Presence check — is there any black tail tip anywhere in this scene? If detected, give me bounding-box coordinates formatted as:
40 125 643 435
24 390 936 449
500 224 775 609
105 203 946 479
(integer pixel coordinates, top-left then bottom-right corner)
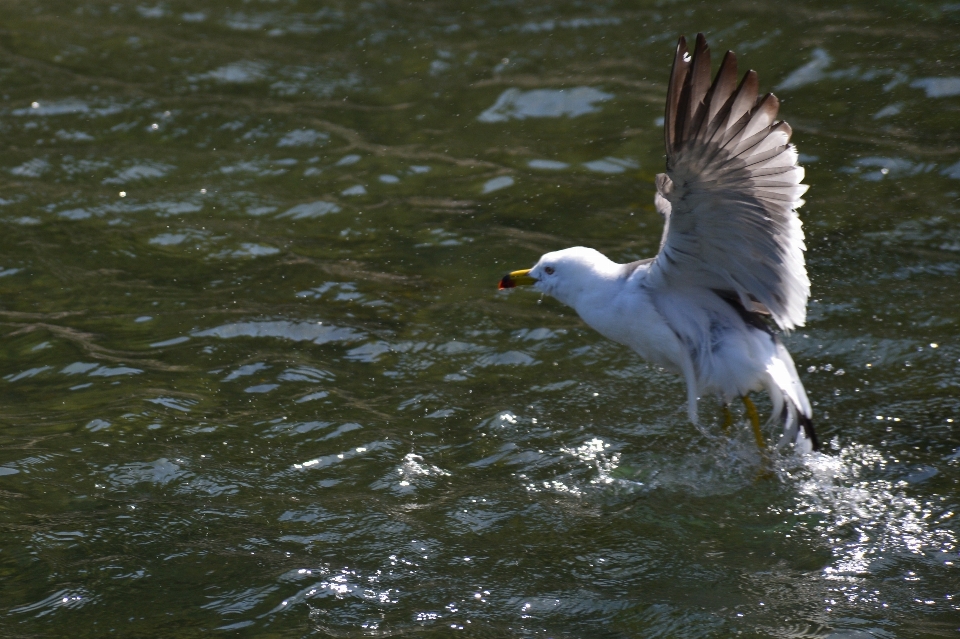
799 414 820 452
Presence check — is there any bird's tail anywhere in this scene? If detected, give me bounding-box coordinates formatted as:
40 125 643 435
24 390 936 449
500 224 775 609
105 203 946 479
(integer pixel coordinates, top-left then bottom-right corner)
762 337 820 452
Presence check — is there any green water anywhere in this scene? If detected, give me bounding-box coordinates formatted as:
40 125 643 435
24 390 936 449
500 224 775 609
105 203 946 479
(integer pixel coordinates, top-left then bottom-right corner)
0 1 958 637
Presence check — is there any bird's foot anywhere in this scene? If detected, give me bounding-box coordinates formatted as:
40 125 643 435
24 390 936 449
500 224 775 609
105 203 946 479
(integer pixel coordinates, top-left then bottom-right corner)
742 396 765 449
754 464 776 481
721 404 734 434
740 395 775 480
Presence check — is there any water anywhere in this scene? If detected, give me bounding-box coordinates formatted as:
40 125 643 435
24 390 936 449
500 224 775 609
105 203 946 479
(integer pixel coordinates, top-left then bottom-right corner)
0 2 958 637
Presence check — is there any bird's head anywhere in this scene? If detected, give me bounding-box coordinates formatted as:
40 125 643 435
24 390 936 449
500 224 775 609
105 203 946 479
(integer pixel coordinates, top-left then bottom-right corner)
498 246 617 308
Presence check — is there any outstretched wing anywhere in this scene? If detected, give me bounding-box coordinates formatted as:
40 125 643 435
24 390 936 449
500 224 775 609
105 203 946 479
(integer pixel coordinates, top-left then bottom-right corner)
650 33 810 331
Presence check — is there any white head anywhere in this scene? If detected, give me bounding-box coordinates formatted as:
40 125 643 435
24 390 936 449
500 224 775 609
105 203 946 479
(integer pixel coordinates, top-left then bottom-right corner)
500 246 620 309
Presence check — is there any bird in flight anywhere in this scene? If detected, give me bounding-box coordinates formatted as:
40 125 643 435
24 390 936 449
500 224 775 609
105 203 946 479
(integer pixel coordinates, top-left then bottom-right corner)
499 33 819 452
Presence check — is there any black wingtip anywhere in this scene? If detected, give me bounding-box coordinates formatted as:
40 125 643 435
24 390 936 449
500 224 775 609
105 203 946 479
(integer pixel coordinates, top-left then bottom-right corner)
666 36 692 154
799 413 820 452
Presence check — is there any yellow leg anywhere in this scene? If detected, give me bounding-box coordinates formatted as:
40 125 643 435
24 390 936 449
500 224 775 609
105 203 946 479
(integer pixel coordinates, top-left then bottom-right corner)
721 404 734 434
742 395 765 449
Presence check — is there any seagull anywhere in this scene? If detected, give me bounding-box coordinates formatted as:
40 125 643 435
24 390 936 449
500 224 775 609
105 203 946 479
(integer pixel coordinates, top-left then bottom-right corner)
498 33 819 453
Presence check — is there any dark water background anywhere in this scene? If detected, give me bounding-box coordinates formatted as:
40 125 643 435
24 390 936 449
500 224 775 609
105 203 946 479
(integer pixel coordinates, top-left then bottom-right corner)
0 1 958 637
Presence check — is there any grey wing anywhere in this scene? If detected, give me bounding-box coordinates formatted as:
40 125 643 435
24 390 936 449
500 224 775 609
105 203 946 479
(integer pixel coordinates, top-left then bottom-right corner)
650 33 810 331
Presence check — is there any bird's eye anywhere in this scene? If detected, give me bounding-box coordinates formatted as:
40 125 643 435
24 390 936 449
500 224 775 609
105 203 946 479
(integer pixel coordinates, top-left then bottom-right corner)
544 266 555 275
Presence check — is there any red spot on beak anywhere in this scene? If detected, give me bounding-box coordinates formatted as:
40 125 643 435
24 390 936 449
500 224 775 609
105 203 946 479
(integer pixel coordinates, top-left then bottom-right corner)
498 275 515 290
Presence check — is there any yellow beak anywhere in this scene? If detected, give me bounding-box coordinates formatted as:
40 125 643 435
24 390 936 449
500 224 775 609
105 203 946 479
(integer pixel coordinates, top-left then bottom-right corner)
498 268 537 290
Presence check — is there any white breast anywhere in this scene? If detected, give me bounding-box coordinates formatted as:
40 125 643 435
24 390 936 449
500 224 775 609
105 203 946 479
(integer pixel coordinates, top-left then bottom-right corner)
573 276 686 374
